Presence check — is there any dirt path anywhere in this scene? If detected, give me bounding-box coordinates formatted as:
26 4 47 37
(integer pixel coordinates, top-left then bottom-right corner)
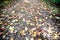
2 0 58 40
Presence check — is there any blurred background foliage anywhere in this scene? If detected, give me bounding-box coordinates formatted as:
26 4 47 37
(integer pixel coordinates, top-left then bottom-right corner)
43 0 60 3
0 0 13 8
43 0 60 7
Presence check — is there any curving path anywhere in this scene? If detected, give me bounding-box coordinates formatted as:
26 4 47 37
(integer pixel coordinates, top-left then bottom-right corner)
2 0 58 40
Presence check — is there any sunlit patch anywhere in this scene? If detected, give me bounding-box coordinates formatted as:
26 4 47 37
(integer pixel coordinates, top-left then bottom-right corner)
24 0 29 3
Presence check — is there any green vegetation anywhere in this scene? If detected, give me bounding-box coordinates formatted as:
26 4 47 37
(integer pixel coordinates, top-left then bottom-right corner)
0 0 13 7
43 0 60 7
43 0 60 3
43 0 60 14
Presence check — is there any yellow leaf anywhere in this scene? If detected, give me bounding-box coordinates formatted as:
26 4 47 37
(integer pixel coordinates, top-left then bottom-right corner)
0 22 2 24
